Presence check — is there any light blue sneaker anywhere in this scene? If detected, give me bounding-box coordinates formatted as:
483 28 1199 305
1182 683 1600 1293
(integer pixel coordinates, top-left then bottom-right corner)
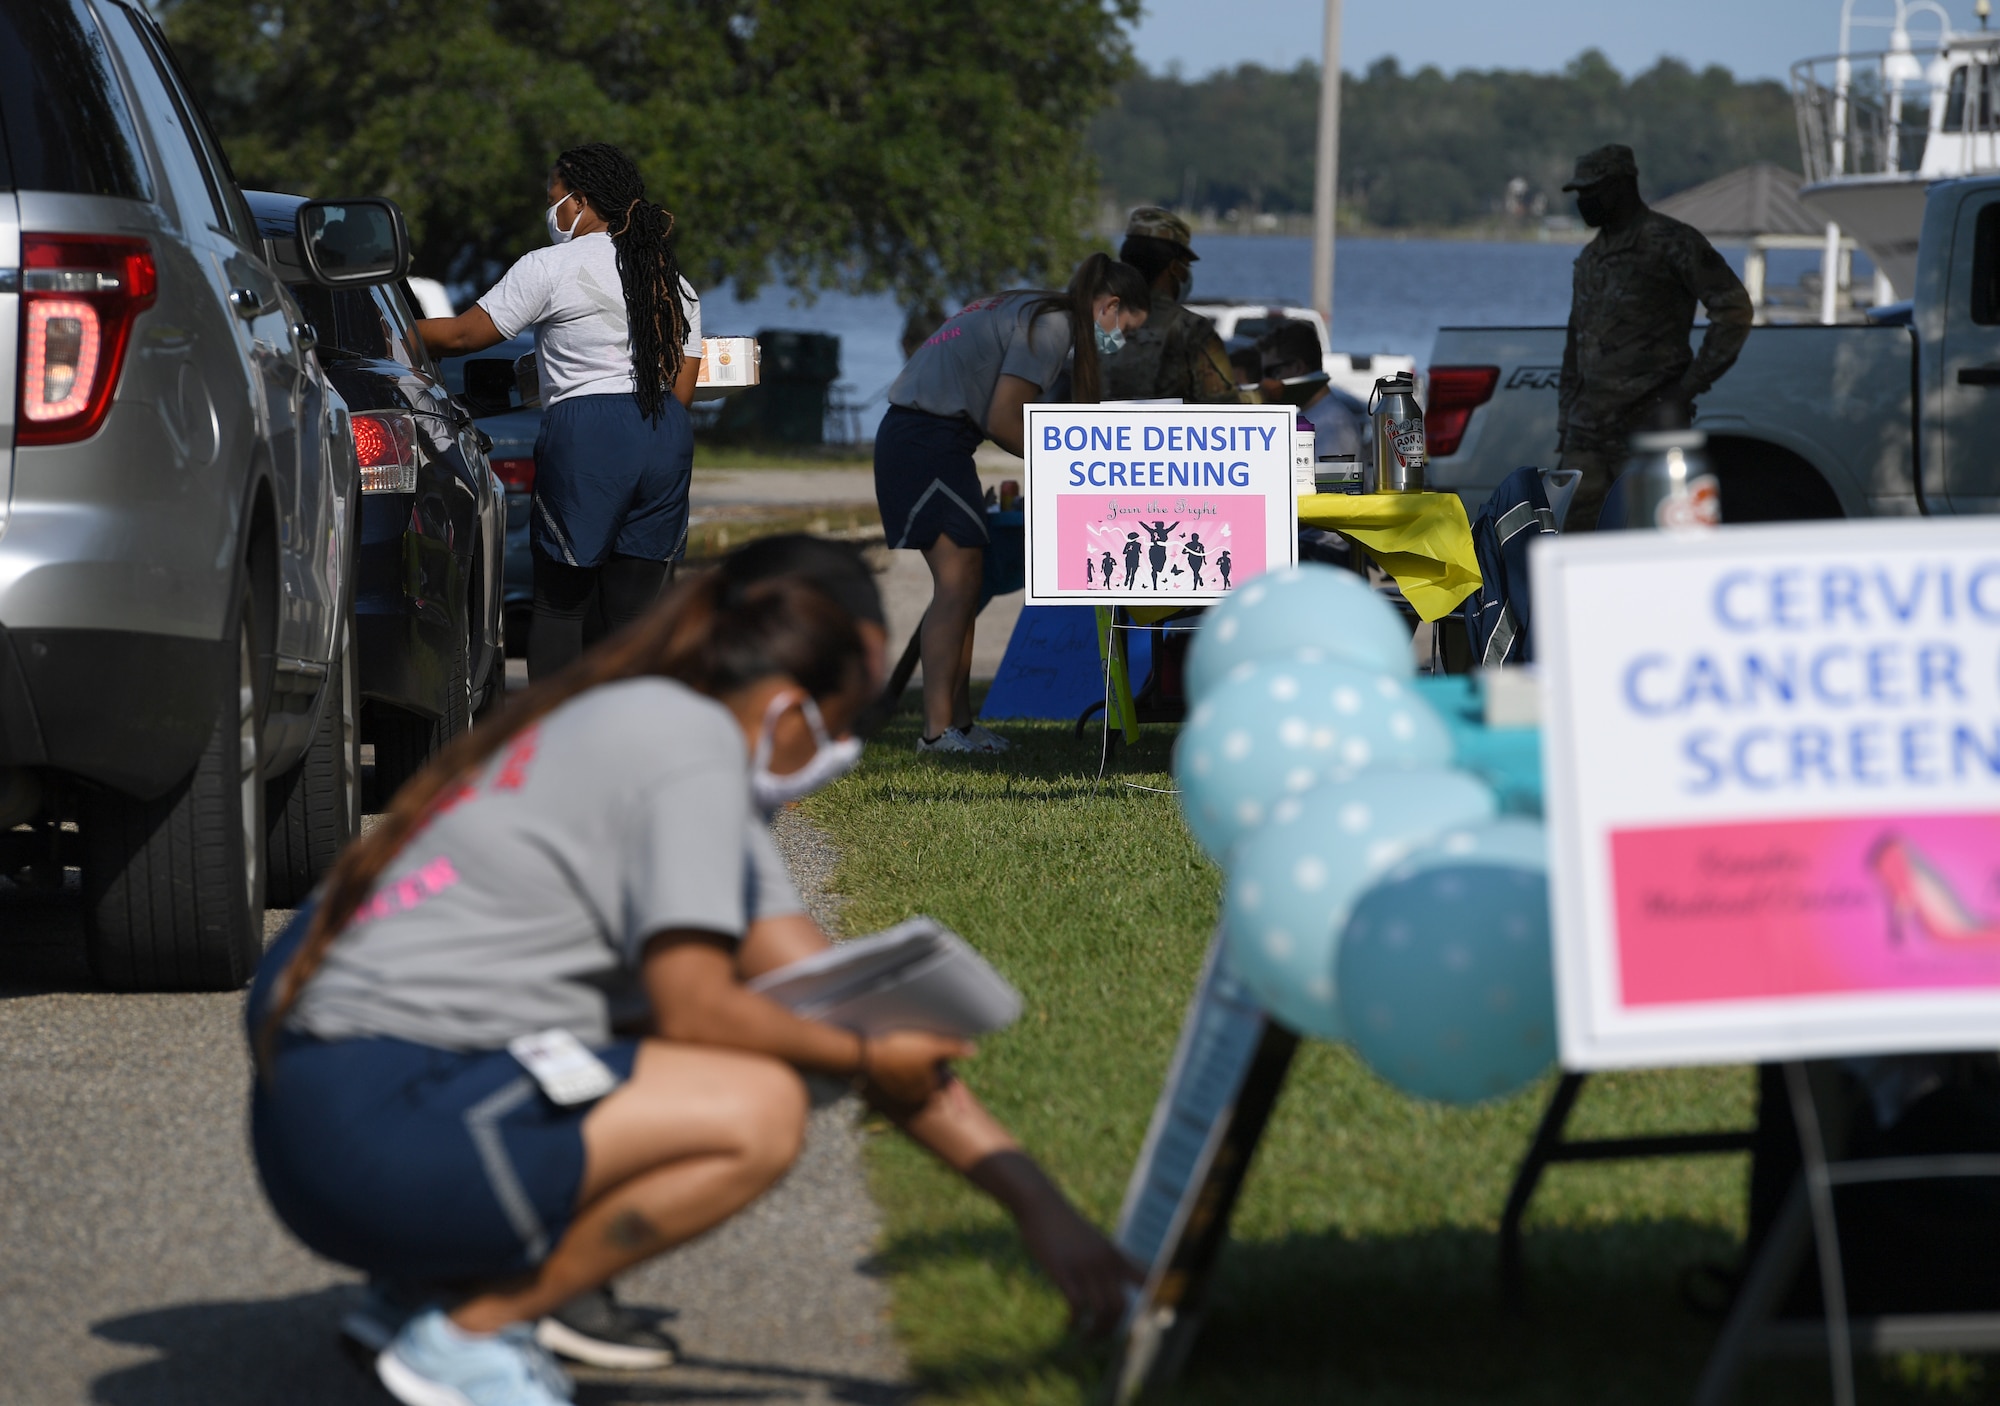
377 1308 573 1406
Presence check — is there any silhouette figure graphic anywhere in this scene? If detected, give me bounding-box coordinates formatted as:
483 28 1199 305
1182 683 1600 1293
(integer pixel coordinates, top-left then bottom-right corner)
1085 556 1094 587
1142 520 1178 590
1870 835 2000 944
1183 533 1207 589
1122 532 1142 589
1217 549 1233 588
1100 549 1116 590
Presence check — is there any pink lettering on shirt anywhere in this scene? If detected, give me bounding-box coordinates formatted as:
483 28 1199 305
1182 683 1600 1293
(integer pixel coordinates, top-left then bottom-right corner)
493 728 541 791
354 856 460 925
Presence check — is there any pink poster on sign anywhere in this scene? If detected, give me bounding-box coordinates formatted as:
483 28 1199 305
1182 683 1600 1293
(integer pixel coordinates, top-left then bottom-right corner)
1055 494 1266 596
1611 813 2000 1007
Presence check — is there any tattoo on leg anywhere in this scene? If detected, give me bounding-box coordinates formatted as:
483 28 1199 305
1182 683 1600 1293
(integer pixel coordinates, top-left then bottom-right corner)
604 1209 660 1252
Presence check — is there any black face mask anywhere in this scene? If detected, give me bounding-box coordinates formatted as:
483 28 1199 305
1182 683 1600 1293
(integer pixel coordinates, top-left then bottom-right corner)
1575 187 1609 228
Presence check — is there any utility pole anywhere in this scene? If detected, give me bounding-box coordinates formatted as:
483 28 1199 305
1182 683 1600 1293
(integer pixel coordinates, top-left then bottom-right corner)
1311 0 1343 328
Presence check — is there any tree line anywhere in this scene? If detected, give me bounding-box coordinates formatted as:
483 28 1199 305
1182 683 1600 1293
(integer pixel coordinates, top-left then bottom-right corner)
158 0 1138 307
1090 51 1802 230
153 4 1804 308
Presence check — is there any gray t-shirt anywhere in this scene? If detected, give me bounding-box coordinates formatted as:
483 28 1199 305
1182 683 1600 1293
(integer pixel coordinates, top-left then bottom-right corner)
293 678 796 1050
887 293 1072 431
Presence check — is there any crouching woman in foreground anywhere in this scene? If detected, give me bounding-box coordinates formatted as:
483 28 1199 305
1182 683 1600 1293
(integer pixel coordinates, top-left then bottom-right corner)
247 569 970 1406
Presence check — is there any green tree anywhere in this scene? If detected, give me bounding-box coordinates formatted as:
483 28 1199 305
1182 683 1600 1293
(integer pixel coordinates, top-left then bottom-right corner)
158 0 1140 306
1090 51 1800 230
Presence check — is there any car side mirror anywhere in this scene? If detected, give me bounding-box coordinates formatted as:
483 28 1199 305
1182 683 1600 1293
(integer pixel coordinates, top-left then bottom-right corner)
461 359 517 417
295 197 411 288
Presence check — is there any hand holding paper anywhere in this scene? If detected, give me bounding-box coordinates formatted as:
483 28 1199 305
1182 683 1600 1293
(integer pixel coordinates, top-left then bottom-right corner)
748 916 1022 1039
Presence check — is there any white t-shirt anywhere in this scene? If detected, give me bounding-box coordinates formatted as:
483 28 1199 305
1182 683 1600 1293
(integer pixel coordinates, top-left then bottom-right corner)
478 231 702 407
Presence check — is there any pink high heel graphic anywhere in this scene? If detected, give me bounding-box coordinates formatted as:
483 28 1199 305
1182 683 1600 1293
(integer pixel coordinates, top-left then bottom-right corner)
1869 835 2000 945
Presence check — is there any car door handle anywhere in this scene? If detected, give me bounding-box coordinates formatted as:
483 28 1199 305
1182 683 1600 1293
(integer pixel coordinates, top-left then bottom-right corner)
228 286 268 318
1957 365 2000 385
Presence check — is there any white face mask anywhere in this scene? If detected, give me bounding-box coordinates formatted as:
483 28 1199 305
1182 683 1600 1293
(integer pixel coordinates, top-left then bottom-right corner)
545 194 584 245
1094 317 1126 356
750 692 862 815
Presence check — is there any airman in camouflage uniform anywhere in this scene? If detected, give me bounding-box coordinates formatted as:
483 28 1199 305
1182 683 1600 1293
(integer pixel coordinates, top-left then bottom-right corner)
1102 206 1243 404
1558 145 1753 531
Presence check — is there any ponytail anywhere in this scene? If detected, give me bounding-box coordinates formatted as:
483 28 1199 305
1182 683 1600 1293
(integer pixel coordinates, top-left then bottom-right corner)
1027 253 1151 404
257 565 864 1067
552 142 691 422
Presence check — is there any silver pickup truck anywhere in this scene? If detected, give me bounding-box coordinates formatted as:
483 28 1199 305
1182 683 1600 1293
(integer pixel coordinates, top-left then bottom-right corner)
1425 174 2000 523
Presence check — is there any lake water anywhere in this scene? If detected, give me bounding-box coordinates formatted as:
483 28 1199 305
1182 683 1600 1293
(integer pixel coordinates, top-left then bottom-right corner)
702 235 1836 438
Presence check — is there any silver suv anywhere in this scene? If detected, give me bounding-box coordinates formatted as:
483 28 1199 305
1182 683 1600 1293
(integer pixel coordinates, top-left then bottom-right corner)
0 0 411 989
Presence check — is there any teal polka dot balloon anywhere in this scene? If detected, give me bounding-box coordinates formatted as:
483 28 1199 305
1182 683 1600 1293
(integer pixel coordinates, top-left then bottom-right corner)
1185 563 1413 704
1221 769 1498 1040
1336 818 1557 1105
1174 660 1455 862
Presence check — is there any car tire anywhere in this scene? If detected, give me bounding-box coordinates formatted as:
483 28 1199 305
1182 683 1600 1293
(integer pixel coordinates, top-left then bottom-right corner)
265 602 360 908
368 605 472 809
82 582 266 991
504 603 531 659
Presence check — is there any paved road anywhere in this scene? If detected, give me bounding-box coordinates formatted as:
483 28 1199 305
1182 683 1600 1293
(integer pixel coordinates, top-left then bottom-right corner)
693 467 1026 684
0 810 910 1406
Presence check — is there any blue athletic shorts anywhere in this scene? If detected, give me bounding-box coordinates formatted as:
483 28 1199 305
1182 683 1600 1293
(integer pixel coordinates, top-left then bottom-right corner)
247 908 637 1282
532 391 693 568
873 404 990 551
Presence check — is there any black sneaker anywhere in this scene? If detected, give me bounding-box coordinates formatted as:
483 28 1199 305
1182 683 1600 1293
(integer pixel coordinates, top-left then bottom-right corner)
535 1286 679 1370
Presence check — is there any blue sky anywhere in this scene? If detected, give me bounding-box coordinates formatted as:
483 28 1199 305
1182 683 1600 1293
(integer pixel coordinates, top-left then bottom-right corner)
1128 0 1990 81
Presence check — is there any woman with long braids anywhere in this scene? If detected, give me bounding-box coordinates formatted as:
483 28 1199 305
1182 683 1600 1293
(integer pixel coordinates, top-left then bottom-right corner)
876 254 1149 753
419 143 702 680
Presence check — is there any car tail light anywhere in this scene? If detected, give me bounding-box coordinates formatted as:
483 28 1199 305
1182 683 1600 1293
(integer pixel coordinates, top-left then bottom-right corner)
18 234 157 446
490 456 535 493
352 411 418 493
1424 365 1501 458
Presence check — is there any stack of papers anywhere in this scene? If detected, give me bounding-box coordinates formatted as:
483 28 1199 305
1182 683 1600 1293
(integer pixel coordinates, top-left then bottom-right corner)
749 917 1021 1038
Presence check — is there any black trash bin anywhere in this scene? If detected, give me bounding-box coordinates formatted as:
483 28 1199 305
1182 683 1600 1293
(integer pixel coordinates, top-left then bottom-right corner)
709 329 839 446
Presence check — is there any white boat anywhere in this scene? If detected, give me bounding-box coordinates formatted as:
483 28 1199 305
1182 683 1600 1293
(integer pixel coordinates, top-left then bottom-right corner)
1792 5 2000 298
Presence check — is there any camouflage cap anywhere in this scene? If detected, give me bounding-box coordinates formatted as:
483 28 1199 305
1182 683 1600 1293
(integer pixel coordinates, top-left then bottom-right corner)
1562 144 1639 191
1124 205 1199 260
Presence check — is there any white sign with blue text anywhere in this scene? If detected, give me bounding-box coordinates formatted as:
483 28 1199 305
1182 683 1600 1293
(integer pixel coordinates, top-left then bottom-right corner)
1023 404 1297 607
1535 518 2000 1070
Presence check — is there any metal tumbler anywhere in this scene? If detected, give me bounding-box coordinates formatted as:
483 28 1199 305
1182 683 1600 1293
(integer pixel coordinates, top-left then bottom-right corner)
1365 372 1427 494
1623 428 1721 531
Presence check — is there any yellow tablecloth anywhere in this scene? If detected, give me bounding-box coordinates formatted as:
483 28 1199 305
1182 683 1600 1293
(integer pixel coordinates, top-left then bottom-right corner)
1297 491 1482 621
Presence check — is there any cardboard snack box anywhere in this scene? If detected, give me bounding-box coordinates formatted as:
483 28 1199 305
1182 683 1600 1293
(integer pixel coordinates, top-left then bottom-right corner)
697 336 760 393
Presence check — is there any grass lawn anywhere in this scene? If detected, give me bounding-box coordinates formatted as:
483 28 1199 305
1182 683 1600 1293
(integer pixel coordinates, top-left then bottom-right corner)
802 710 1990 1405
691 442 875 470
683 504 880 562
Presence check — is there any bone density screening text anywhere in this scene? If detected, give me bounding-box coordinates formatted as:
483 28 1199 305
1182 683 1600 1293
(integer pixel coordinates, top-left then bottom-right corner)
1043 421 1272 490
1615 564 2000 796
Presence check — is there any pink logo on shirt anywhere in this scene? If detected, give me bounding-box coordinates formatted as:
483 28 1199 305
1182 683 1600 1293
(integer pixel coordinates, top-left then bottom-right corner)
493 728 541 791
354 856 460 925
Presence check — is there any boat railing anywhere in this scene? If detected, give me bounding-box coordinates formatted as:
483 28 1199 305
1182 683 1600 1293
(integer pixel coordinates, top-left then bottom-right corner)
1793 41 2000 183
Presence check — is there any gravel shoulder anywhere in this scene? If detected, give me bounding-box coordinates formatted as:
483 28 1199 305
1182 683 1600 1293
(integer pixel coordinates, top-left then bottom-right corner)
0 811 909 1405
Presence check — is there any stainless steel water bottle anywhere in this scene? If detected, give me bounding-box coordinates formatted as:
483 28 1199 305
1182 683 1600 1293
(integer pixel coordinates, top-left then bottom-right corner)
1624 428 1721 530
1366 372 1426 494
